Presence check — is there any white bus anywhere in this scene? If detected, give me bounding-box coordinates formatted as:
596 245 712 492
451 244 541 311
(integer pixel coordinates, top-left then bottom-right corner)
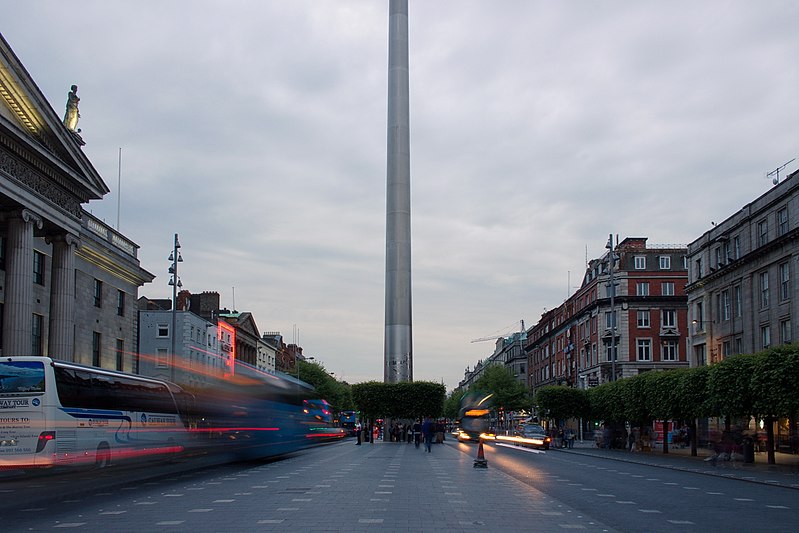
0 356 192 470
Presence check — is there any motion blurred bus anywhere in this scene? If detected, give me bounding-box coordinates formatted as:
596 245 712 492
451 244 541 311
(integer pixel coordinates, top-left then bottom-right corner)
456 392 494 442
339 410 358 436
0 357 191 470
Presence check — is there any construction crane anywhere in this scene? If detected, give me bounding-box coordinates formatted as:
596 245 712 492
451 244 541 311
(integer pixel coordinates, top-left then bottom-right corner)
471 320 525 343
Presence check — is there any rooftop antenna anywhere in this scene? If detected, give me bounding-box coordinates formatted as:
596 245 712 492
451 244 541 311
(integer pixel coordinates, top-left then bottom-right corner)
767 158 796 185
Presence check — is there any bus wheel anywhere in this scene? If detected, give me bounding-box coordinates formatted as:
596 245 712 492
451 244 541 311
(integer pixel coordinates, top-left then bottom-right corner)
95 444 111 469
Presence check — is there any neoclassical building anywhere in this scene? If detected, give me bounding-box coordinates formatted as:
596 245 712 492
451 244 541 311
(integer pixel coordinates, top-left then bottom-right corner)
686 168 799 365
0 33 153 370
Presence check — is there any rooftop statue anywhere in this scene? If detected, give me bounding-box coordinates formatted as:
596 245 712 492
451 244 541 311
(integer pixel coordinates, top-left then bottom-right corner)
63 84 80 132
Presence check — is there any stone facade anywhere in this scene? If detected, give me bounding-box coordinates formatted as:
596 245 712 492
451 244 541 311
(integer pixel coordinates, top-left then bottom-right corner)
686 169 799 365
0 32 152 368
138 309 223 389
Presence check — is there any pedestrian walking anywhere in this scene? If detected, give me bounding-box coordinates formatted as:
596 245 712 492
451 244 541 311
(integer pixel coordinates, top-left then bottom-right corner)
413 418 422 449
422 416 434 453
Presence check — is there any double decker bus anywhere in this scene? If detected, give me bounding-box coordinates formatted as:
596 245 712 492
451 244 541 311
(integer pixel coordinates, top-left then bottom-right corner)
0 357 191 470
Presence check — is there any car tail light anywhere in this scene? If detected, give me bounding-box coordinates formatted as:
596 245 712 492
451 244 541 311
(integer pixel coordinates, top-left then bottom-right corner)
36 432 56 453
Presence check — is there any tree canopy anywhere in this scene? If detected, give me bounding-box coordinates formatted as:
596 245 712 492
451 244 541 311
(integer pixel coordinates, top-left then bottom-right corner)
472 364 530 412
351 381 446 420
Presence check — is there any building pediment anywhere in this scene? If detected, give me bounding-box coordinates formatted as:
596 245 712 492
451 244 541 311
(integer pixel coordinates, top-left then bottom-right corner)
0 33 109 208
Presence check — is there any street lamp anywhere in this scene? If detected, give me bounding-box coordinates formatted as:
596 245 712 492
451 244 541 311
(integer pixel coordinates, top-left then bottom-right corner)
606 234 617 382
297 355 315 380
168 233 183 382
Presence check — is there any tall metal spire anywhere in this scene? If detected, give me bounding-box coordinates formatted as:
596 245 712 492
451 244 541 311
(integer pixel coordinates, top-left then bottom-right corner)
384 0 412 383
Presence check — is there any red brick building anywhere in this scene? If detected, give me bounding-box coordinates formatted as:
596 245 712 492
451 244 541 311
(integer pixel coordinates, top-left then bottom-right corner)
527 237 689 398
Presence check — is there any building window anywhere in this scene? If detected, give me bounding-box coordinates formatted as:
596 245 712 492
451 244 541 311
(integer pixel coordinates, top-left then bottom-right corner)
33 251 45 285
662 282 675 296
734 285 742 318
31 314 43 356
634 256 646 270
637 310 650 328
695 302 704 331
780 319 792 344
157 324 169 337
117 290 125 317
0 236 5 270
637 339 652 361
662 340 678 361
662 309 676 328
777 207 789 237
659 256 671 270
780 262 790 301
605 310 617 329
694 344 706 366
733 236 741 259
722 341 731 358
695 258 703 280
761 325 771 349
92 331 101 366
715 247 723 268
760 271 770 308
116 339 124 371
721 290 730 321
156 348 169 368
636 282 650 296
93 279 103 308
605 344 617 363
757 218 769 247
734 337 743 355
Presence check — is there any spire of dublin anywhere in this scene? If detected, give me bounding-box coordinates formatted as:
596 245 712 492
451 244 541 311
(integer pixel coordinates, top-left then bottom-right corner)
384 0 412 383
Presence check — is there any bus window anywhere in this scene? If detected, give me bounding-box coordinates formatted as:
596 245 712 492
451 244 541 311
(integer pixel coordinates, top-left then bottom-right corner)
0 360 45 393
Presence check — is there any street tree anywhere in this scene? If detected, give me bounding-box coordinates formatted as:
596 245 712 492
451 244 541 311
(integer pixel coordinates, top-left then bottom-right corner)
472 364 530 413
535 385 590 425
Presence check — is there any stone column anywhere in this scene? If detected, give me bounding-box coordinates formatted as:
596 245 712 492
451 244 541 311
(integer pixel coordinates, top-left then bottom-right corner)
3 209 43 356
48 233 80 361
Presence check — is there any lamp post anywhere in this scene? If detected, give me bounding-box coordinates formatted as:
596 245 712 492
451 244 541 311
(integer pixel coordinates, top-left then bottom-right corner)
606 234 617 382
168 233 183 382
297 355 315 381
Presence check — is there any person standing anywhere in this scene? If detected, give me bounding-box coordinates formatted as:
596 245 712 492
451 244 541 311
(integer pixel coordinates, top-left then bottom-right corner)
422 416 434 453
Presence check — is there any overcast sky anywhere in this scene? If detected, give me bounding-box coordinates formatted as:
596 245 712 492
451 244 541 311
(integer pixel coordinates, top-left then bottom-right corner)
5 1 798 390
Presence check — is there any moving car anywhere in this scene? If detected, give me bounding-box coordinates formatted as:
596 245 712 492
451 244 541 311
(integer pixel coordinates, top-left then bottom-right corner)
518 424 551 450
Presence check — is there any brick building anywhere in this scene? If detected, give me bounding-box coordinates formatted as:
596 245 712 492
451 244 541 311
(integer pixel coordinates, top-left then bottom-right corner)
527 237 690 398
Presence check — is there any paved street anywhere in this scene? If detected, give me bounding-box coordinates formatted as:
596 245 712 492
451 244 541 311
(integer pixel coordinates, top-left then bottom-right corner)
2 440 615 532
3 437 799 532
485 438 799 532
